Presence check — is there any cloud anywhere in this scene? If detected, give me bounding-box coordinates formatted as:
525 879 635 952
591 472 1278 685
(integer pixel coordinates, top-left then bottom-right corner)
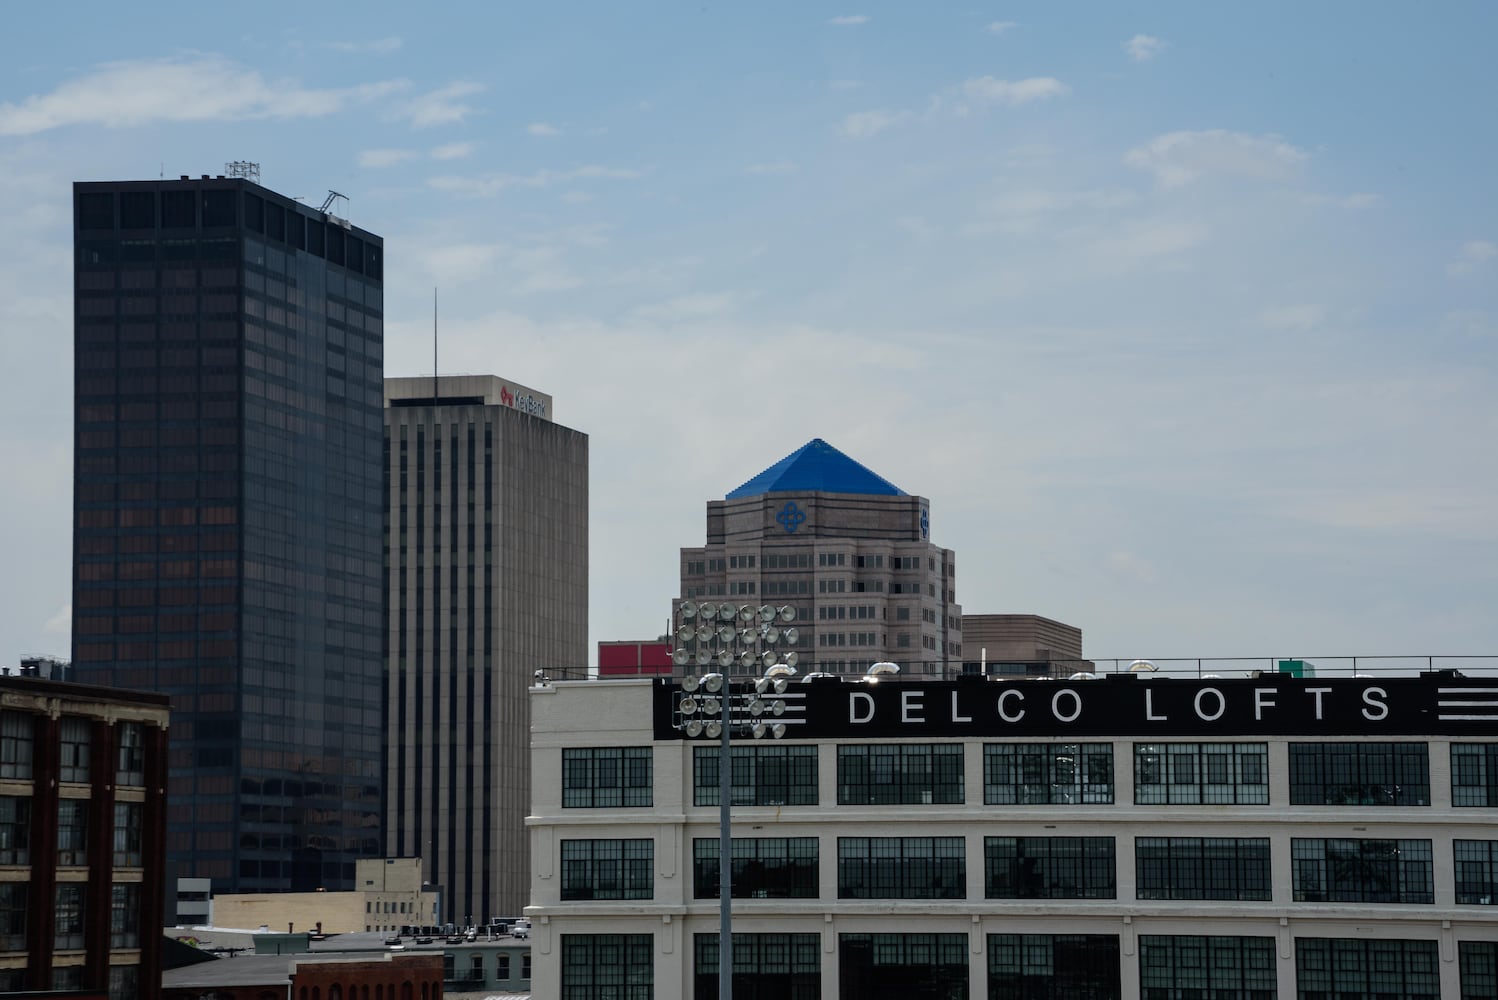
329 37 403 55
0 56 406 135
357 148 417 168
1449 240 1498 276
527 122 562 137
745 160 798 176
984 21 1017 35
829 15 868 25
1125 129 1308 188
43 603 70 635
428 165 642 198
391 81 484 128
430 142 474 161
961 76 1069 107
630 292 738 323
1125 34 1167 62
830 79 862 91
1259 304 1326 330
841 109 912 138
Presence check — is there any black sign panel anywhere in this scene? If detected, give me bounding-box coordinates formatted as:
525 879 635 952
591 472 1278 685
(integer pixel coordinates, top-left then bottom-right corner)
652 676 1498 740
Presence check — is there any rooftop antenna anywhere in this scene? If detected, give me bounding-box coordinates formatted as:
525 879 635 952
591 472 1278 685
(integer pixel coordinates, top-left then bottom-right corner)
433 287 439 405
224 161 261 184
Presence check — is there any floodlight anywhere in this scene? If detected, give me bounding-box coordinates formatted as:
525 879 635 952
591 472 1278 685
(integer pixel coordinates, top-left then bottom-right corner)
699 602 718 620
761 650 779 667
703 673 724 693
738 650 756 668
685 720 704 737
672 648 690 666
681 601 697 620
679 696 698 716
770 723 786 738
783 652 799 668
778 606 796 623
783 627 799 645
716 650 734 668
677 625 695 643
681 675 700 693
705 721 722 739
758 605 775 623
695 650 712 667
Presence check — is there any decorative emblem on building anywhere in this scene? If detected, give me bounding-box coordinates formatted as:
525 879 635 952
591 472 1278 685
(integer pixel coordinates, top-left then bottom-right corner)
776 501 807 534
920 506 930 539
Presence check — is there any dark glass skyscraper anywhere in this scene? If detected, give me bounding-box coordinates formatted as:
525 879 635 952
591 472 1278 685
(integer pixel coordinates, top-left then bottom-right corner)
71 176 386 892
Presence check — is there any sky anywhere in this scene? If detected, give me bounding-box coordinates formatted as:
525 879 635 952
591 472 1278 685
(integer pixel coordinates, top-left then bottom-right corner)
2 1 1496 670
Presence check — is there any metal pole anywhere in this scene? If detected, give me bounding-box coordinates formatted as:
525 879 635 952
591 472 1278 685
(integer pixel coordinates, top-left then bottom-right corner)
719 685 733 1000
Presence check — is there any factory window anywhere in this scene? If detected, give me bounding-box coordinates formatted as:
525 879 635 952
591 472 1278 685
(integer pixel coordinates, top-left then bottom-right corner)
985 837 1116 899
1134 743 1269 805
0 798 29 865
1454 841 1498 905
693 837 818 899
561 934 652 999
58 799 89 866
113 801 144 867
1288 742 1429 806
1461 942 1498 1000
1295 938 1438 1000
1291 838 1433 904
1139 935 1275 1000
110 883 141 948
1452 744 1498 807
838 744 964 805
694 933 820 1000
984 743 1114 805
117 722 146 786
840 934 967 998
837 837 965 899
562 747 652 808
1136 838 1272 901
989 934 1121 1000
59 717 92 783
55 883 86 950
0 883 25 951
559 839 653 900
694 744 817 807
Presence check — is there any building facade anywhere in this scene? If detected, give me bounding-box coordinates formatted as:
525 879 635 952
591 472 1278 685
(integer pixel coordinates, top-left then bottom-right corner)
384 375 588 924
0 675 169 996
209 858 439 935
528 672 1498 999
961 614 1087 677
677 439 960 676
70 176 387 893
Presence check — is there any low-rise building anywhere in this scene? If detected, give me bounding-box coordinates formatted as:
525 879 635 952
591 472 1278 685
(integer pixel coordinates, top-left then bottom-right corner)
207 858 439 934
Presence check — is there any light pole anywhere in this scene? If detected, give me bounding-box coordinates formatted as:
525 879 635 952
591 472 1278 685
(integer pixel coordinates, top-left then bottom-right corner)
670 601 798 1000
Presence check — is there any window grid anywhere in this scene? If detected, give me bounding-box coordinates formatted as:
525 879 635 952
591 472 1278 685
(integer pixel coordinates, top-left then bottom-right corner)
1461 941 1498 1000
116 722 145 787
58 799 89 866
837 744 965 805
59 717 92 784
1134 742 1269 805
1452 744 1498 808
693 837 819 899
0 712 34 780
55 883 85 950
1454 840 1498 905
694 744 817 807
1288 743 1430 806
984 836 1116 900
562 747 653 808
560 839 654 901
110 883 140 948
984 743 1114 804
0 883 24 952
838 836 966 899
561 934 653 1000
1139 935 1276 1000
1291 838 1433 904
1294 938 1439 1000
839 934 968 1000
988 934 1122 1000
113 801 143 867
0 797 29 865
1135 838 1272 901
693 932 821 1000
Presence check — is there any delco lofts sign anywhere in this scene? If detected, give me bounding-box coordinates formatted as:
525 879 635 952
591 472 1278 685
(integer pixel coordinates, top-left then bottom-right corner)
652 676 1498 740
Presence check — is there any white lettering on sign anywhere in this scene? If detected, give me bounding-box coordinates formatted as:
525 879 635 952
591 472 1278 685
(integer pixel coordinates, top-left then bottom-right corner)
1307 688 1332 720
1362 687 1389 721
951 691 972 723
1254 688 1277 721
1194 688 1226 722
901 690 925 723
997 689 1025 722
515 393 547 417
849 691 875 724
1145 689 1167 721
1052 689 1082 723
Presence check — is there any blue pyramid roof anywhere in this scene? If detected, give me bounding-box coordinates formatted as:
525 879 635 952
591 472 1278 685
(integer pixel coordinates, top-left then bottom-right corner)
726 439 906 499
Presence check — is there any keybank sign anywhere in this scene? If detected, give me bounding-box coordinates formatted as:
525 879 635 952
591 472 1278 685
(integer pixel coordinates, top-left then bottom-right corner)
653 676 1498 740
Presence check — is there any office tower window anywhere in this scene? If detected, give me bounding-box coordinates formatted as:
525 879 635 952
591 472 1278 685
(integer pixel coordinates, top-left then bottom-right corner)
984 837 1116 899
560 839 653 900
562 747 652 808
58 799 88 866
1134 743 1269 805
1461 941 1498 1000
1452 744 1498 807
1288 743 1429 806
694 933 820 1000
693 837 819 899
116 722 145 786
838 744 964 805
110 884 141 948
984 743 1114 804
1135 838 1272 901
0 797 29 864
989 934 1121 1000
1 712 34 780
561 934 652 999
114 801 144 867
55 883 86 950
1294 938 1438 1000
837 837 965 899
1454 841 1498 904
839 934 968 999
1139 935 1276 1000
694 744 817 807
0 883 24 951
1291 838 1433 903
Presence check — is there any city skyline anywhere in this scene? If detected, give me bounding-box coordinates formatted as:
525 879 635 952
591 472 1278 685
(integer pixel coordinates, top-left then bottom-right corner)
3 2 1497 666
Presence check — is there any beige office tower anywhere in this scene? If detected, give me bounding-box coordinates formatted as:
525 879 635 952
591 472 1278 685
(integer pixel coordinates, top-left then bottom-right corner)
678 439 960 675
384 375 588 924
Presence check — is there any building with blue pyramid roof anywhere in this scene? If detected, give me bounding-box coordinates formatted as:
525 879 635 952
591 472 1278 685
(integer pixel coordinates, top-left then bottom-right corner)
677 439 961 675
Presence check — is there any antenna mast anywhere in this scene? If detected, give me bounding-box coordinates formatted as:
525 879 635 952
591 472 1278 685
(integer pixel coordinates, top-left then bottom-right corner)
433 288 439 405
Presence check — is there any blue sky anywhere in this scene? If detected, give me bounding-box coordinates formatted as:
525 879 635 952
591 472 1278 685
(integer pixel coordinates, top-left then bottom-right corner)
2 2 1496 667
